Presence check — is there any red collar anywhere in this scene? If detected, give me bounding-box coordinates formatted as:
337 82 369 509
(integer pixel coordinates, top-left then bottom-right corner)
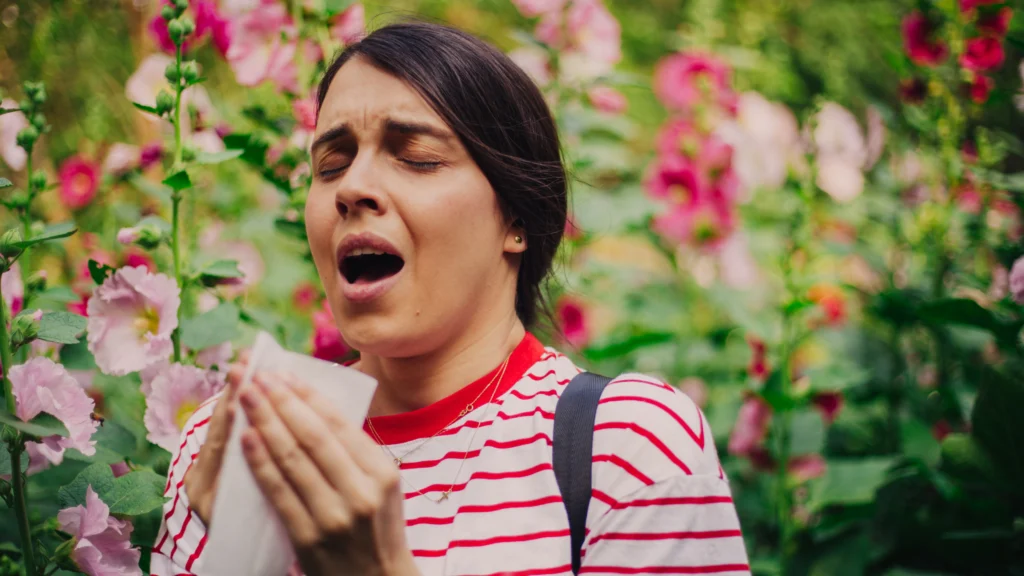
362 333 545 445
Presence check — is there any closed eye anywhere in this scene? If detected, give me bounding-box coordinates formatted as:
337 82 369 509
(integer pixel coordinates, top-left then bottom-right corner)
400 159 443 171
318 165 349 179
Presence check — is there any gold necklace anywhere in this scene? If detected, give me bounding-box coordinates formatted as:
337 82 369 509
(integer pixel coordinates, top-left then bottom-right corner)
366 355 510 466
367 356 510 503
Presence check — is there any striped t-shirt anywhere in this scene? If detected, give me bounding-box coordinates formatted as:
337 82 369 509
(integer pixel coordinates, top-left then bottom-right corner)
151 333 751 575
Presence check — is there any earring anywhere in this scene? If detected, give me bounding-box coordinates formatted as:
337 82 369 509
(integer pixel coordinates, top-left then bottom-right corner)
515 235 523 244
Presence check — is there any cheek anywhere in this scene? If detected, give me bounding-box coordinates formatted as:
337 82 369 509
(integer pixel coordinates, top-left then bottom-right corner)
305 187 337 271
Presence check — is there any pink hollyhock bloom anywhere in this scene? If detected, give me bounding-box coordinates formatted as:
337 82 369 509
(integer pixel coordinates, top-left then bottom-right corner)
728 396 771 456
10 357 99 465
902 11 948 67
564 215 583 241
330 3 365 45
144 363 225 451
148 7 187 54
312 300 349 361
226 1 299 92
57 486 142 576
1009 256 1024 304
195 342 233 370
139 143 163 170
645 155 706 204
717 232 758 288
789 454 827 483
978 7 1013 37
813 103 867 168
961 36 1005 71
292 281 319 310
652 194 735 248
110 462 131 478
677 377 708 409
86 266 180 376
816 157 865 203
218 241 265 296
102 143 140 176
536 0 621 79
587 86 627 114
116 227 140 245
126 55 214 137
122 249 156 273
957 184 982 214
512 0 565 17
556 296 589 348
960 0 1001 13
865 107 886 169
0 98 28 170
194 0 232 56
2 261 24 317
716 92 801 194
969 73 994 103
292 97 318 132
653 52 735 112
509 47 553 87
59 156 100 210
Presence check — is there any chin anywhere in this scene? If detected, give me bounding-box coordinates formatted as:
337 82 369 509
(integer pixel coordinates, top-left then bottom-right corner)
335 303 434 360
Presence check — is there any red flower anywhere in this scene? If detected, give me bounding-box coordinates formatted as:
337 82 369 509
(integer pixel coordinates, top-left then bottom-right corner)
556 296 590 348
960 36 1005 71
311 300 349 362
811 391 844 424
564 215 583 241
902 11 949 67
728 396 772 456
139 143 163 170
645 155 706 204
900 77 928 104
932 419 952 441
748 337 769 380
807 284 847 326
978 7 1013 36
122 249 155 273
968 74 995 103
58 156 100 210
960 0 1002 14
291 281 319 310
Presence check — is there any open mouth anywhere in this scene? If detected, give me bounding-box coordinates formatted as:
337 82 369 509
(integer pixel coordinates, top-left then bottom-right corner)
340 250 405 285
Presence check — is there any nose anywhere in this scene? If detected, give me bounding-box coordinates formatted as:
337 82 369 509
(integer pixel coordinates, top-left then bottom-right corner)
334 153 389 218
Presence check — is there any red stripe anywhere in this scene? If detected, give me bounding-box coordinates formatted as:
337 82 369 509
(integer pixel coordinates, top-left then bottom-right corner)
527 369 558 381
608 378 674 392
404 463 552 499
155 454 199 553
510 388 560 401
465 564 573 576
402 432 552 470
580 565 750 574
164 416 212 492
613 495 734 510
406 495 564 527
589 529 743 546
599 395 705 449
592 454 654 486
167 510 193 562
412 529 570 557
594 422 692 475
185 532 207 571
591 489 617 507
432 405 555 440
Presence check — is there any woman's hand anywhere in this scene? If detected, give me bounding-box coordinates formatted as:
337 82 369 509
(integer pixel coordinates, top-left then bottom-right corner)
182 353 247 525
238 371 419 576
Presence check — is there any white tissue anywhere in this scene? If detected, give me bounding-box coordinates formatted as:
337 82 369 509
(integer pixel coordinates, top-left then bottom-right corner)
201 331 377 576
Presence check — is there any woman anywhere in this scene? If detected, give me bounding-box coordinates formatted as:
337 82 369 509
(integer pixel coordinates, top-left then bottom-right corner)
151 21 750 576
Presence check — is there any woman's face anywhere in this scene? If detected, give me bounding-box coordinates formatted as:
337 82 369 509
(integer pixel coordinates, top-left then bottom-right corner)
306 57 523 358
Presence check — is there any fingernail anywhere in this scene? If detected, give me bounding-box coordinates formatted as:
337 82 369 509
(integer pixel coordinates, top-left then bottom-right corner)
241 429 259 452
240 388 257 409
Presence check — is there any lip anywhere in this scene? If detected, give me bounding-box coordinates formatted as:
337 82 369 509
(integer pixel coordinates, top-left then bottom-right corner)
335 232 405 304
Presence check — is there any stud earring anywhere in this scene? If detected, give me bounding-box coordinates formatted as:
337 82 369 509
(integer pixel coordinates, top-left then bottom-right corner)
515 235 523 244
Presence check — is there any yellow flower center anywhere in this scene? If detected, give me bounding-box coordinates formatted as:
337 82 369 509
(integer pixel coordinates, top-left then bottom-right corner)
133 306 160 338
668 184 693 204
176 400 200 431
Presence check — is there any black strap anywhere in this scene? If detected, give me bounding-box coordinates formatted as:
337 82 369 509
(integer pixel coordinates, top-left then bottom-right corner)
553 371 612 575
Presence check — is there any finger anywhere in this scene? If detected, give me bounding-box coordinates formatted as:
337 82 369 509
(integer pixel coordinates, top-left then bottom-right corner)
241 376 354 527
262 374 383 513
240 428 320 548
193 374 242 481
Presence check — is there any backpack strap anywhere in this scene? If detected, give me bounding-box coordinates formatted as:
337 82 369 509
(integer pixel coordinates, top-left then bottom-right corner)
553 371 612 575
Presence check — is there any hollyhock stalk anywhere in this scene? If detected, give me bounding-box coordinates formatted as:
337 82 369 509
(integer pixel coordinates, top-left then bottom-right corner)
170 43 186 363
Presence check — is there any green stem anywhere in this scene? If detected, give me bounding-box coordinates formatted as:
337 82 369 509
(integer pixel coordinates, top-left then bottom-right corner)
20 153 33 279
775 314 794 567
171 43 184 364
9 444 36 576
1 274 15 414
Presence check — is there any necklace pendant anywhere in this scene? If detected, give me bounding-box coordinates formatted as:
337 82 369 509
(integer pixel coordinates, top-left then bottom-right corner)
393 457 402 466
439 490 450 502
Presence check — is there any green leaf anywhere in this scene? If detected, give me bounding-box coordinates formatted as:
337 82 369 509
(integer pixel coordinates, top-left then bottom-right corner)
582 331 675 361
0 177 11 189
789 409 825 457
0 411 69 439
132 102 159 115
806 458 895 512
58 462 115 509
0 449 28 476
901 417 940 466
194 149 243 165
180 302 241 351
274 217 307 240
917 298 1020 343
105 469 168 515
196 259 244 281
37 311 88 345
12 221 77 250
59 340 97 370
970 367 1024 492
88 259 116 285
162 170 192 192
31 286 81 305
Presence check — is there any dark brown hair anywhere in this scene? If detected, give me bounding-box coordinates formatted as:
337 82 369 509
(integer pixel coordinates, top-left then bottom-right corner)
316 21 567 328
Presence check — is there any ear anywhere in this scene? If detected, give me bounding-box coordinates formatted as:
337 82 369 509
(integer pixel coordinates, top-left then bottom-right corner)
504 220 527 254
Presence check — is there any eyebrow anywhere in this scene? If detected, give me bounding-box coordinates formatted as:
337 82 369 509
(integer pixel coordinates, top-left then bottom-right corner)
310 117 453 155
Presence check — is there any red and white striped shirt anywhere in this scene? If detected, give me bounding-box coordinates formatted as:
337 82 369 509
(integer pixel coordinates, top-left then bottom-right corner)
151 333 751 575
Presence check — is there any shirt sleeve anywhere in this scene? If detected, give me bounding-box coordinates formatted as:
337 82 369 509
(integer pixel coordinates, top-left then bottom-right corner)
149 395 220 576
579 374 751 575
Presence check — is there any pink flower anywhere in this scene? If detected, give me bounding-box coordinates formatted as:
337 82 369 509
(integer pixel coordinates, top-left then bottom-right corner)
960 36 1005 71
652 195 735 248
102 143 140 176
811 391 844 424
748 337 769 379
556 296 589 348
140 143 164 170
311 300 349 361
144 363 225 451
2 261 24 317
194 0 233 56
57 486 142 576
225 1 299 92
292 281 319 310
195 342 233 370
536 0 621 80
0 98 28 170
902 11 948 67
59 156 100 210
116 228 140 245
960 0 1001 13
969 74 995 103
813 103 867 167
587 86 627 114
509 47 553 87
654 52 736 112
122 249 156 273
645 155 705 204
86 266 180 376
677 377 708 409
978 7 1013 37
110 462 131 478
512 0 565 17
1009 256 1024 304
330 3 365 45
816 157 865 203
292 97 318 132
728 396 771 456
10 357 99 465
789 454 827 483
148 6 186 54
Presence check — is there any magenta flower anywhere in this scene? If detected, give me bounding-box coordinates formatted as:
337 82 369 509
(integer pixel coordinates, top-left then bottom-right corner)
312 299 349 361
789 454 827 483
86 266 180 376
960 0 1001 13
59 156 100 210
2 261 24 317
587 86 627 114
57 486 142 576
225 1 299 92
535 0 621 79
330 3 365 45
10 357 98 465
292 97 318 132
960 36 1005 71
902 11 948 67
512 0 565 17
0 98 29 170
645 155 706 204
556 296 590 348
728 396 772 456
654 52 736 112
1009 256 1024 304
143 363 226 452
978 7 1013 37
149 0 230 56
139 143 164 170
651 193 735 248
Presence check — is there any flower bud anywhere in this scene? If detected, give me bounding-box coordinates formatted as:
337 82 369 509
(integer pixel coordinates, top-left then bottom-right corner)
181 61 200 84
23 81 46 105
29 170 46 192
15 125 39 150
180 16 195 36
0 229 23 259
161 5 176 21
26 270 47 292
30 113 45 131
175 0 190 11
181 145 197 162
117 227 140 245
167 20 185 43
155 90 175 116
164 63 181 84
